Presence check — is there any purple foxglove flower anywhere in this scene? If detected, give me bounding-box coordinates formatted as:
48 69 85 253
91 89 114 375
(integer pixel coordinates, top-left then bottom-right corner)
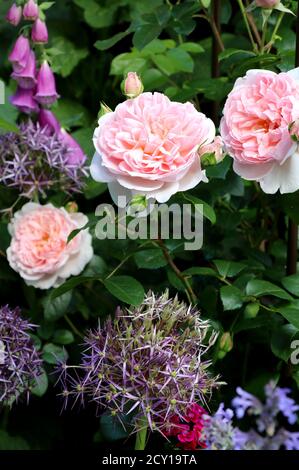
35 61 59 106
23 0 39 21
10 86 39 114
31 18 48 44
38 109 61 135
6 3 22 26
8 35 30 73
11 50 36 90
59 129 86 165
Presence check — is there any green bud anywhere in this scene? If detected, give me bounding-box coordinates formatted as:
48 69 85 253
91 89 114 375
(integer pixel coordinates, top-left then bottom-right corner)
244 302 260 319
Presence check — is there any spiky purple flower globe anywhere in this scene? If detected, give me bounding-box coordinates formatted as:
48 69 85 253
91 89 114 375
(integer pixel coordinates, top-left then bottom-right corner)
0 305 42 407
0 120 87 198
57 291 219 435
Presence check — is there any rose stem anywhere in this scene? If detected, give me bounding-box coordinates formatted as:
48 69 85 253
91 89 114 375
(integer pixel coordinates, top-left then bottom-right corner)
211 0 221 125
286 1 299 275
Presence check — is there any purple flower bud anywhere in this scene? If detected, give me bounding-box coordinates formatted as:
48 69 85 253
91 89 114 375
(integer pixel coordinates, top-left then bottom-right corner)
38 108 61 135
31 18 48 44
10 86 39 114
11 50 37 90
6 3 22 26
35 61 59 106
8 35 30 73
23 0 39 21
59 129 87 165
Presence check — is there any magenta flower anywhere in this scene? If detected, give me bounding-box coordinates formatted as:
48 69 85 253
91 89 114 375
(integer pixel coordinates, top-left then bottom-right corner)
31 18 48 43
10 86 39 114
35 61 59 106
11 50 36 90
8 35 30 73
23 0 39 21
59 129 86 165
38 108 61 135
6 3 22 26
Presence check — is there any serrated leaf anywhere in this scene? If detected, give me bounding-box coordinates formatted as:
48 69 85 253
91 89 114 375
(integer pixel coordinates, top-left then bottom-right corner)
103 276 144 306
281 274 299 297
220 285 245 311
183 194 216 224
271 324 299 362
246 279 293 301
43 291 72 321
213 260 246 278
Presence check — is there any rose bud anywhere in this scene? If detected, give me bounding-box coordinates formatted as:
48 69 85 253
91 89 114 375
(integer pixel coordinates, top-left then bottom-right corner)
256 0 279 7
123 72 144 98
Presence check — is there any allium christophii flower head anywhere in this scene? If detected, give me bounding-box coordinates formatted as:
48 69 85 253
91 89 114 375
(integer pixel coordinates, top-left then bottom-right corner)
57 291 219 435
0 305 42 407
0 120 87 198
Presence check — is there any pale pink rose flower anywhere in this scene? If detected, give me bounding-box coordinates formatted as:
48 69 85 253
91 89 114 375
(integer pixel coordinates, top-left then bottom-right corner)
220 68 299 194
90 92 215 206
7 203 93 289
199 136 224 163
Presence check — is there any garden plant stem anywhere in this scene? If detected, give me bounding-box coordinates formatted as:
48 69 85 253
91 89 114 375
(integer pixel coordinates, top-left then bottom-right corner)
286 0 299 275
211 0 221 125
134 422 148 450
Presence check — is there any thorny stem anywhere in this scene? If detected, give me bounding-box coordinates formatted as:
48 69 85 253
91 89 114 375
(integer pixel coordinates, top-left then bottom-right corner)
156 239 197 304
265 11 285 53
237 0 258 53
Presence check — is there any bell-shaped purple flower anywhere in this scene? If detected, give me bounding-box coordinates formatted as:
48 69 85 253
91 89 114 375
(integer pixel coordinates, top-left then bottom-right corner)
23 0 39 21
59 129 87 165
38 109 61 135
8 35 30 73
6 3 22 26
35 61 59 106
31 18 48 43
11 50 37 90
10 87 39 114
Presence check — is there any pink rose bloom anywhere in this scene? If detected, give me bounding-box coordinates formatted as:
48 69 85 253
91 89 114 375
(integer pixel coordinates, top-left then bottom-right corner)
91 92 215 206
7 203 93 289
221 68 299 194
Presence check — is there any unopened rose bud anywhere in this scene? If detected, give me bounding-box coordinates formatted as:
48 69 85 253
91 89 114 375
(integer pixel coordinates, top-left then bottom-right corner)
6 3 22 26
199 136 224 167
98 101 112 119
219 332 233 353
256 0 279 8
65 202 78 213
123 72 144 99
289 120 299 142
23 0 39 21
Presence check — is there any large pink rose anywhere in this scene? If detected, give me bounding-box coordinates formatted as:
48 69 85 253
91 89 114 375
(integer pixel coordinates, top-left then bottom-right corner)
221 68 299 194
91 92 215 206
7 203 93 289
